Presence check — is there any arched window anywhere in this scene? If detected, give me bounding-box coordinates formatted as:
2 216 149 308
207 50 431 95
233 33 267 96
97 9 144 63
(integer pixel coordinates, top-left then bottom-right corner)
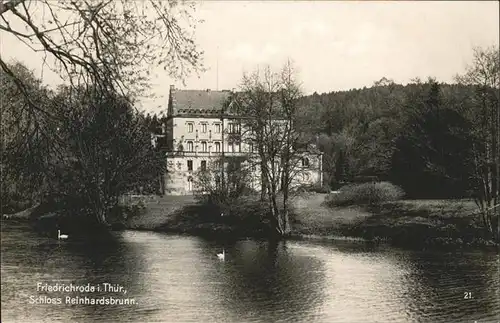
187 141 194 152
301 157 310 167
187 176 193 191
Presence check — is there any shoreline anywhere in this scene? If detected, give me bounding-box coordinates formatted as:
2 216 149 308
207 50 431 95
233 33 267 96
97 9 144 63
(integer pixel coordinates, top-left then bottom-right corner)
3 194 498 252
122 194 498 252
3 215 497 252
123 225 498 253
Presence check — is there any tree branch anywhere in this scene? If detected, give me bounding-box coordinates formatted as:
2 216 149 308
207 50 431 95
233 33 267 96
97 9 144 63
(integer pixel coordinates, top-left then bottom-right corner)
0 0 25 16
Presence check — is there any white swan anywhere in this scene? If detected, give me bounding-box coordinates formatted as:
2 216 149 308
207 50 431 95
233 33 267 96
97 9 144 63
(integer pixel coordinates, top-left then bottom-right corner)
216 212 225 260
58 229 68 240
217 249 225 261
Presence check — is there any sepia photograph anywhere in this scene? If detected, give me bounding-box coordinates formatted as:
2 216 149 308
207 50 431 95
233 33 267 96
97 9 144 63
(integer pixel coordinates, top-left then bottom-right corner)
1 0 499 322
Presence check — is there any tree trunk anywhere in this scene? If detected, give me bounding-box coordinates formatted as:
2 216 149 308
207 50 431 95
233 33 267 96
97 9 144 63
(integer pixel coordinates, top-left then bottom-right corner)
261 166 267 201
282 183 292 236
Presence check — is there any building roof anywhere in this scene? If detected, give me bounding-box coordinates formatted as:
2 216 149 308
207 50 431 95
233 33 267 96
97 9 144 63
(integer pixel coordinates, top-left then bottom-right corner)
169 88 232 116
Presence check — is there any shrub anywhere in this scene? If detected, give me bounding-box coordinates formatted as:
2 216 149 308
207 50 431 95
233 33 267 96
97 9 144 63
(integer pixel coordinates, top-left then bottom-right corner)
178 194 271 236
109 199 146 224
325 181 404 207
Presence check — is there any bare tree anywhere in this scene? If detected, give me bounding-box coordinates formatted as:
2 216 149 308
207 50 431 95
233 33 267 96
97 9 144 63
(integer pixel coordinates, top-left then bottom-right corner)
1 1 202 218
236 62 313 237
0 0 203 101
456 46 500 240
193 156 254 204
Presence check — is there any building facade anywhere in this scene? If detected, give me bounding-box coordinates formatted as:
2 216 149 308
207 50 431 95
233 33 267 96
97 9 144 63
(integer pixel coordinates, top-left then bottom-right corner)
162 85 322 195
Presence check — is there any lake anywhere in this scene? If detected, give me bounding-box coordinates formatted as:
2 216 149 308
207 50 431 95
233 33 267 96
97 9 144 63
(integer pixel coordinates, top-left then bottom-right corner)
1 223 499 322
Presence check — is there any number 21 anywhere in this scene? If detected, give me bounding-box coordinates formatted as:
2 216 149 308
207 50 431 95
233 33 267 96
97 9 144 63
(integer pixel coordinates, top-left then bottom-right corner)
463 292 472 299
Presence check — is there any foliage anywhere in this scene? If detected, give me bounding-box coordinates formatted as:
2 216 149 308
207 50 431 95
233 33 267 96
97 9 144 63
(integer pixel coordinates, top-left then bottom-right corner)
187 196 271 236
390 80 476 198
299 45 499 240
109 199 147 227
44 86 166 224
301 79 481 185
0 62 53 212
0 0 203 100
325 182 404 207
1 2 203 203
2 63 165 226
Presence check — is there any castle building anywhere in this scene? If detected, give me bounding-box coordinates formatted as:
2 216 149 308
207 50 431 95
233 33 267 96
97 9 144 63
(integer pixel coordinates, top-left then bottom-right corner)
161 85 322 195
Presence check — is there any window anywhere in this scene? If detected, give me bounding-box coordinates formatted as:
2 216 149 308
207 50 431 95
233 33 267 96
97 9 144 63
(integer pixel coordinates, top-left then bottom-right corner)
201 141 207 152
202 123 207 133
187 141 194 152
187 176 193 191
301 157 310 167
215 142 221 152
187 123 194 133
187 160 193 171
215 124 221 133
201 160 207 171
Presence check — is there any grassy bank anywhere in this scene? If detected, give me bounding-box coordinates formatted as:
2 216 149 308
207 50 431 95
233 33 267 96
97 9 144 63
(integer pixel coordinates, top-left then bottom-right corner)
126 194 271 238
294 196 497 249
4 193 494 250
125 193 498 250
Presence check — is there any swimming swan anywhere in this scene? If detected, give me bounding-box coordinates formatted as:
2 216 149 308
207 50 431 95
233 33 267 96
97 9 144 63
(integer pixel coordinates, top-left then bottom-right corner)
216 212 225 260
58 230 68 240
217 249 225 260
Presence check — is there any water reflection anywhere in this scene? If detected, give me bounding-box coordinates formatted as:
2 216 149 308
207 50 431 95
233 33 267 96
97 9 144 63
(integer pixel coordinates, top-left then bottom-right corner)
1 224 499 323
394 251 500 323
1 225 150 323
202 239 326 322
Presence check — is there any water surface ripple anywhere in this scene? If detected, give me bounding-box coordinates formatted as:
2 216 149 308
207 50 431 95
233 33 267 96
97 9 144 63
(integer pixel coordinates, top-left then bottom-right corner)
1 224 499 322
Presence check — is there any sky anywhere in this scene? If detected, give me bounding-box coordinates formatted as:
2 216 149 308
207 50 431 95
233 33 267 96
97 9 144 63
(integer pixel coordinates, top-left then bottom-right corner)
2 1 499 114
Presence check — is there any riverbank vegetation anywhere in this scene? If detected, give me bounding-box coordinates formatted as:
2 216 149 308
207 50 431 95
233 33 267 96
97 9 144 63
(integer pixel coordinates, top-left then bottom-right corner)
1 70 166 233
1 11 498 250
123 192 497 250
1 0 202 234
